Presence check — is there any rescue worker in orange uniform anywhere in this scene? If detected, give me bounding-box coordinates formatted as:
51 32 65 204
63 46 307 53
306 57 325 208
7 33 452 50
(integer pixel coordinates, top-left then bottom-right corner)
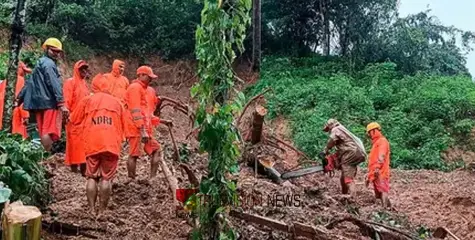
0 61 32 138
365 122 391 209
125 66 171 180
70 74 125 214
103 60 129 103
12 62 33 138
63 60 91 175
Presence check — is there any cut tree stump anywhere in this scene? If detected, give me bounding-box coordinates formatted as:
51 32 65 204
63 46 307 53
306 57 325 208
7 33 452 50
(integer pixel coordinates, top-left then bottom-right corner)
243 105 282 183
2 201 42 240
250 105 267 144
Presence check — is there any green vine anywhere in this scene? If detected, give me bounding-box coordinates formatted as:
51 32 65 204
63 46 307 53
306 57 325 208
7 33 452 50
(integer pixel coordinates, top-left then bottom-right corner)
191 0 251 239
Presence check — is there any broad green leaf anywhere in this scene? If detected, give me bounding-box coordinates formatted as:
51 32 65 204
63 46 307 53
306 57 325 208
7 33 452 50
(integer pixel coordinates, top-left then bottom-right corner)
0 153 7 165
0 185 12 203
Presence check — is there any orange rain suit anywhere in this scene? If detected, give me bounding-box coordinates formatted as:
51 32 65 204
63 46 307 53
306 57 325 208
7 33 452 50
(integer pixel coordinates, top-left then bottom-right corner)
0 62 32 138
368 130 391 195
63 60 90 166
124 79 160 157
70 74 125 180
103 60 129 103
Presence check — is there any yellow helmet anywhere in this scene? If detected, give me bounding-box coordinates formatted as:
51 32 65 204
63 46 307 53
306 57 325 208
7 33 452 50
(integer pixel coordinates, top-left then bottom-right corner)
366 122 381 133
42 38 63 51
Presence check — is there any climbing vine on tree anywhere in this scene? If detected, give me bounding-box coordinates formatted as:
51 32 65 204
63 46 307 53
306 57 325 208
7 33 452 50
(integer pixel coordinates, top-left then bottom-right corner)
191 0 251 239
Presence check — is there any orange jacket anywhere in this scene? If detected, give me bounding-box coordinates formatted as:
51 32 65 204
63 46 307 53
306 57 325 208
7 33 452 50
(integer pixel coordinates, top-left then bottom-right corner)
103 60 129 103
64 60 90 165
124 80 153 137
64 60 90 114
12 62 32 138
368 130 390 182
70 74 125 157
0 62 31 134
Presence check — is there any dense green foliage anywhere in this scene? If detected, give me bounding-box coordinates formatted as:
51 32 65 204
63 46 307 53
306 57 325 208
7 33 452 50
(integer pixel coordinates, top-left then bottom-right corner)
247 56 475 170
191 0 251 239
263 0 475 76
1 0 201 60
0 131 50 207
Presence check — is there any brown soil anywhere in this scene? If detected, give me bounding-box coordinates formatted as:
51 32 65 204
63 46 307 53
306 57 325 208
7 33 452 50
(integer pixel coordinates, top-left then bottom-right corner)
1 42 471 239
42 81 475 239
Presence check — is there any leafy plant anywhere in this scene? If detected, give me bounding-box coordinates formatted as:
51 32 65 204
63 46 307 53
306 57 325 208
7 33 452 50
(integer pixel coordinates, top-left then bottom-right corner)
0 131 50 208
416 225 432 239
191 0 251 239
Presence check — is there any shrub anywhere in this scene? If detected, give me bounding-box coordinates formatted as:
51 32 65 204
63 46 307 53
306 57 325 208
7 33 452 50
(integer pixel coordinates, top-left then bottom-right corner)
0 131 50 207
247 56 475 170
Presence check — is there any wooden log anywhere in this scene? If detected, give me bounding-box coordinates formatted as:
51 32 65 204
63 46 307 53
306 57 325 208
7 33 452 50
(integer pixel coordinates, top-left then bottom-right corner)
250 105 267 144
2 201 42 240
326 216 417 240
229 210 330 240
230 210 289 232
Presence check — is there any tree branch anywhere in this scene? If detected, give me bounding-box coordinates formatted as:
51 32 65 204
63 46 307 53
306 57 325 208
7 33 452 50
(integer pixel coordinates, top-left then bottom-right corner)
236 87 272 126
266 135 311 161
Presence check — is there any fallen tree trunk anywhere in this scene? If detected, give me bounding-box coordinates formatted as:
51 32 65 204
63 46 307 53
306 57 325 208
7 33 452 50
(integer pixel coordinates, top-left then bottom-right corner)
230 210 330 240
326 216 418 240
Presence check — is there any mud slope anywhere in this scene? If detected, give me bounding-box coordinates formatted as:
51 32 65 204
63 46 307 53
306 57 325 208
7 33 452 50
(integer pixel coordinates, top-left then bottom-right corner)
41 80 475 240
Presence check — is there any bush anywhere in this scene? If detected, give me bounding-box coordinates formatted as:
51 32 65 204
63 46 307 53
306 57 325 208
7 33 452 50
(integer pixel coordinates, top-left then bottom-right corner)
25 23 94 62
0 131 50 207
247 56 475 170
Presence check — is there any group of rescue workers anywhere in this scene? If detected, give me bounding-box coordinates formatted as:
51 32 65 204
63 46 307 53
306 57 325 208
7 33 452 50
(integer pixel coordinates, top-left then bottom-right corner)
1 38 172 214
0 37 392 214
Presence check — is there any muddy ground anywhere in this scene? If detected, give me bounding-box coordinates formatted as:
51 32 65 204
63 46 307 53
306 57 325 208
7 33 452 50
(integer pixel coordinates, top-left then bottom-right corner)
39 82 475 240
